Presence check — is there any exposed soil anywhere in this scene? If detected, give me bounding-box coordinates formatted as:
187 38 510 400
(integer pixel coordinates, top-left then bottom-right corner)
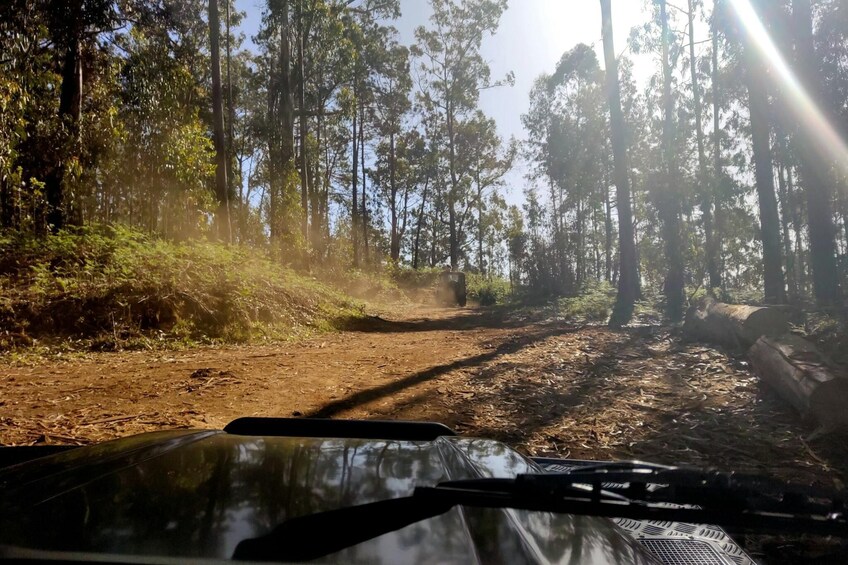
2 304 848 562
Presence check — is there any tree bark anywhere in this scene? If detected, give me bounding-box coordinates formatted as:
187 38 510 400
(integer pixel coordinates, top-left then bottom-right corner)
389 132 400 262
688 0 720 290
712 10 725 285
791 0 841 305
209 0 231 243
601 0 640 328
309 112 322 252
351 85 359 268
604 172 613 284
46 18 84 233
412 178 429 270
786 165 807 296
749 335 848 434
446 103 459 270
360 103 368 261
477 164 484 275
743 38 786 303
683 297 790 348
777 159 799 301
660 0 685 321
279 0 295 167
297 2 309 245
226 0 236 236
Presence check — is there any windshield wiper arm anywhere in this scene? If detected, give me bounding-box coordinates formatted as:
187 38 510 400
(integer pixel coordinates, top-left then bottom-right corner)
233 462 848 562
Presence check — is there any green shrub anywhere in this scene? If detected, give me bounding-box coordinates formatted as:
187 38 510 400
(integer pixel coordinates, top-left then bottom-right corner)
466 273 511 306
556 282 615 321
0 225 362 349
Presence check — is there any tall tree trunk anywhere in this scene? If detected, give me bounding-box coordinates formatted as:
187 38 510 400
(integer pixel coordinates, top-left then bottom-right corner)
792 0 841 304
389 132 400 262
310 112 322 252
209 0 231 243
360 104 368 261
712 11 725 284
601 0 640 328
226 0 236 239
660 0 685 321
413 178 429 270
576 199 584 288
786 164 807 296
1 178 12 229
351 86 359 267
446 105 459 270
777 161 799 301
47 17 84 233
297 3 309 245
279 0 295 167
688 0 720 289
604 173 613 284
267 1 294 253
743 38 786 303
430 202 438 268
477 164 484 275
267 49 279 249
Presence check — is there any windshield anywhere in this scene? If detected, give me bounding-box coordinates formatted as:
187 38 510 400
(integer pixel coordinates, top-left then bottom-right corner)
2 1 848 563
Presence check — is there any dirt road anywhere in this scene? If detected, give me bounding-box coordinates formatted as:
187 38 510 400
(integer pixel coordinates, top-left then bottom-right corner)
2 305 847 488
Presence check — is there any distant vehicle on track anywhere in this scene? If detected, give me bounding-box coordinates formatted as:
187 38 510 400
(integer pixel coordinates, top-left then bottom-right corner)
438 270 467 307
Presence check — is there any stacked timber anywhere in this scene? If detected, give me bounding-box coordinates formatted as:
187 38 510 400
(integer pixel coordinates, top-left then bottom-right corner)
749 335 848 433
683 298 848 435
683 297 790 349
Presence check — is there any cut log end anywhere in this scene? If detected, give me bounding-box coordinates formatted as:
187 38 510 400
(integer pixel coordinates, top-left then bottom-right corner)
749 335 848 432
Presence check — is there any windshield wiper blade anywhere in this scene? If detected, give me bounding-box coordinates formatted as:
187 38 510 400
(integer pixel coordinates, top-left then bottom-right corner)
232 462 848 562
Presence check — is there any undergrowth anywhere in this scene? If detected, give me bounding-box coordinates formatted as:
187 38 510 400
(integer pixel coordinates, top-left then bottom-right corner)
0 225 363 351
554 282 616 321
465 273 511 306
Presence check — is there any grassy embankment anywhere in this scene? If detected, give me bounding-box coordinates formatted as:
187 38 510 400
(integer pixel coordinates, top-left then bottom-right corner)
0 226 365 352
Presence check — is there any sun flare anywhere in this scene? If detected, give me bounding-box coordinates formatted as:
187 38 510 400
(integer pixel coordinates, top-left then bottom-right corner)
729 0 848 181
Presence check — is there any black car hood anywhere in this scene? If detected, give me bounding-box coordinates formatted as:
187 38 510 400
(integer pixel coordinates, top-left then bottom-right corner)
0 430 658 564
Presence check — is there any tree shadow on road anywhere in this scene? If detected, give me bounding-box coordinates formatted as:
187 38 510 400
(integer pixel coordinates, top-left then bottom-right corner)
306 318 581 418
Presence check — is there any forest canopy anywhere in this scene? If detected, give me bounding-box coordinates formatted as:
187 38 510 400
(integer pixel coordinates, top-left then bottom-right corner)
1 0 847 326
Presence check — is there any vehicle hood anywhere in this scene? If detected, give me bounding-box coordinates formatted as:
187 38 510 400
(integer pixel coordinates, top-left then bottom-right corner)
0 430 658 564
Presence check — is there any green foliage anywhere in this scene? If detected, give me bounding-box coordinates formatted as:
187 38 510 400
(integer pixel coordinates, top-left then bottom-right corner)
0 226 362 350
554 282 615 321
465 273 510 306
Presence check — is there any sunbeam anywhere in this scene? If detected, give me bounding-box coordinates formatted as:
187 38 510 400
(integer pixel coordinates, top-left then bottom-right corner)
729 0 848 180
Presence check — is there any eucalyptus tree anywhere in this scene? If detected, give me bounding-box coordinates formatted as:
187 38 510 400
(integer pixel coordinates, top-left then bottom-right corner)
411 0 509 270
656 0 686 321
732 0 786 303
524 44 608 290
790 0 841 305
687 0 720 289
370 39 412 262
111 22 214 236
458 112 515 275
256 0 297 251
298 0 357 253
209 0 231 242
601 0 639 327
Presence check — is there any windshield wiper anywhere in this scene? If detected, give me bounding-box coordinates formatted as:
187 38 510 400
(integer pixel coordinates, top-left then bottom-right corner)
232 461 848 562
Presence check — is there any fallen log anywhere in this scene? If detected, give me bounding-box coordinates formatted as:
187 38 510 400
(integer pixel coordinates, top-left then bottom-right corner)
749 334 848 435
683 298 790 348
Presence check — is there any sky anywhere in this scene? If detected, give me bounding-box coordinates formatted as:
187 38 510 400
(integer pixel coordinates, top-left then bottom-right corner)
392 0 650 146
235 0 654 203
